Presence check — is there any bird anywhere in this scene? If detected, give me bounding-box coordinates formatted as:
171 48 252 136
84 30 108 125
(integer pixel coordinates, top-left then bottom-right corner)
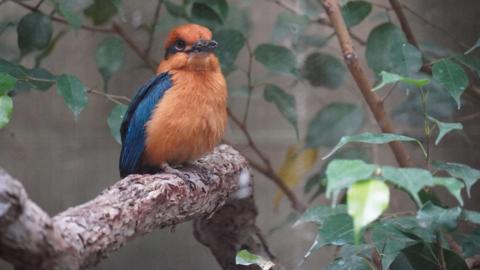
119 23 228 179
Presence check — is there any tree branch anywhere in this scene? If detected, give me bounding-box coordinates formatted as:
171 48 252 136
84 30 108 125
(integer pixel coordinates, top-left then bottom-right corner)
321 0 414 168
0 145 270 270
388 0 419 47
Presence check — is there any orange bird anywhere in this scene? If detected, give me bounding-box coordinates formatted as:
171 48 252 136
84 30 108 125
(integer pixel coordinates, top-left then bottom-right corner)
119 24 227 178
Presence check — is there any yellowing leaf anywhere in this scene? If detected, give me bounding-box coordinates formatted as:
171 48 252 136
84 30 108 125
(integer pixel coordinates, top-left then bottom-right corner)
274 144 318 208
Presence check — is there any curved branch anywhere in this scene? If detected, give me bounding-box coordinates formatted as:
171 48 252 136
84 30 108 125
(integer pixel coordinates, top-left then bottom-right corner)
321 0 414 168
0 145 264 270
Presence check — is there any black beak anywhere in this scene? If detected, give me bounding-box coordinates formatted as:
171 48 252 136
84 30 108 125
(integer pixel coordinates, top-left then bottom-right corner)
189 39 218 53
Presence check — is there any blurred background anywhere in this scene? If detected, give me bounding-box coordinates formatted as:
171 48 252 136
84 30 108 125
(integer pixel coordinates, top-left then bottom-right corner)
0 0 479 269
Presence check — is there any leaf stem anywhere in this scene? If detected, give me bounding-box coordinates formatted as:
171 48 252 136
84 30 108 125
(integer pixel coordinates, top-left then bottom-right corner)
242 40 255 125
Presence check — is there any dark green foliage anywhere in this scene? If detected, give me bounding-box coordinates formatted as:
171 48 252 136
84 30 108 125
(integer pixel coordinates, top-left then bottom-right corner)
17 12 53 55
301 52 346 89
263 84 298 138
213 29 245 75
254 44 297 75
84 0 120 25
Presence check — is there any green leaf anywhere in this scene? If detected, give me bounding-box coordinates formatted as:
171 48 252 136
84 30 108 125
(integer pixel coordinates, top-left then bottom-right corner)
341 1 372 28
17 12 53 55
464 37 480 54
462 210 480 225
388 217 435 243
325 256 371 270
164 1 188 18
306 103 364 148
382 166 433 207
347 179 389 243
190 3 223 30
432 59 469 109
0 73 16 95
272 13 309 42
416 202 461 231
392 243 469 270
213 29 245 75
433 177 464 206
56 1 82 30
427 115 462 145
84 0 120 25
366 23 406 73
456 229 480 257
108 104 127 144
433 160 480 197
325 159 375 200
263 84 298 138
0 95 13 128
235 250 274 270
20 67 55 91
324 133 425 160
95 37 125 88
191 0 229 21
389 43 423 76
316 213 356 247
371 222 419 270
372 71 429 91
56 74 88 117
295 204 347 226
254 44 297 75
301 52 346 89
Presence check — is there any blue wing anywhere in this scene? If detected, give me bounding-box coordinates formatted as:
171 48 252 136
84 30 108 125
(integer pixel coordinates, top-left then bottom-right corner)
119 72 173 178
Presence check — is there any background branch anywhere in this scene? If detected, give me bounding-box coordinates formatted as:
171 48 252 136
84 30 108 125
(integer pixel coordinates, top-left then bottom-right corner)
0 145 270 270
321 0 414 168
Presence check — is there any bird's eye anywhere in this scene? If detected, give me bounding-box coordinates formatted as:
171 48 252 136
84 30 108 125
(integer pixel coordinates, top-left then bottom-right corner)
175 40 186 51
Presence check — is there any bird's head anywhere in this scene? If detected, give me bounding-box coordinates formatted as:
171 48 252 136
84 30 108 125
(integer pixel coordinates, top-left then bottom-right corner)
157 24 220 73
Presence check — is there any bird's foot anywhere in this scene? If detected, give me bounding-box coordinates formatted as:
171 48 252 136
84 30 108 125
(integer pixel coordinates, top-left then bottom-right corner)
160 163 197 191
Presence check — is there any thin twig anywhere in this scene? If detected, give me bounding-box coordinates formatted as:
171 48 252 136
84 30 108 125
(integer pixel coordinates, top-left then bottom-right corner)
388 0 419 47
242 40 255 125
11 0 114 33
112 22 157 71
381 82 398 102
455 111 480 122
34 0 45 10
321 0 414 168
144 0 163 56
227 108 306 212
87 89 131 105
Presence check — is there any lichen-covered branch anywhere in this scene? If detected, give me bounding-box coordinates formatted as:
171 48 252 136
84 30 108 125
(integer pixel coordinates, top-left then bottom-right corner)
0 145 269 270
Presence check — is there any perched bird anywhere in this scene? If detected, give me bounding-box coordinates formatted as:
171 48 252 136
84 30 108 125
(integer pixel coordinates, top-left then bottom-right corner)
119 24 227 178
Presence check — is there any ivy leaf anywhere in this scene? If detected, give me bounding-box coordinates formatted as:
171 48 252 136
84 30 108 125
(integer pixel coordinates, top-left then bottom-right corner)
0 95 13 128
427 115 462 145
416 202 461 231
190 3 223 30
325 159 375 200
0 73 16 95
84 0 120 25
347 179 389 243
272 13 309 42
371 222 419 270
324 133 425 160
433 160 480 197
213 29 245 75
432 59 469 109
392 244 469 270
382 166 433 207
108 104 128 144
306 103 364 148
433 177 464 206
341 1 372 28
263 84 298 137
372 71 429 91
56 1 82 30
191 0 229 21
235 250 274 270
17 12 53 55
295 204 347 226
301 52 346 89
389 43 423 76
95 37 125 89
274 144 317 207
454 54 480 78
366 23 406 73
56 74 88 117
464 37 480 54
254 44 297 75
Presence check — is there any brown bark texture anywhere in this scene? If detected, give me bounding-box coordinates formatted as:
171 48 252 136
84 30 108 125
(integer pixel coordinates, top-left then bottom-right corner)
0 145 271 270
